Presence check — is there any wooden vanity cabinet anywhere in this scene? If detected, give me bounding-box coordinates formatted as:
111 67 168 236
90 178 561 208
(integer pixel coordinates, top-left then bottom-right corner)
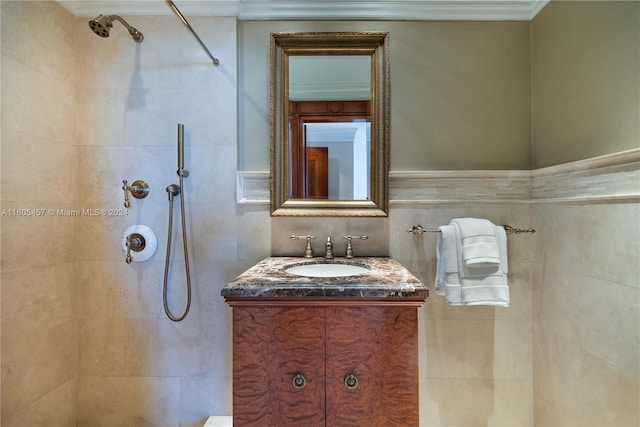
231 302 419 426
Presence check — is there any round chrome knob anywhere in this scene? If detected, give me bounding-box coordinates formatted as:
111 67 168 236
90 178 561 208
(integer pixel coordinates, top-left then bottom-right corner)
344 373 358 389
292 373 307 389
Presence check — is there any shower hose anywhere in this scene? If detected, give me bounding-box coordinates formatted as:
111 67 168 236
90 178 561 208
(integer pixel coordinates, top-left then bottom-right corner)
163 172 192 322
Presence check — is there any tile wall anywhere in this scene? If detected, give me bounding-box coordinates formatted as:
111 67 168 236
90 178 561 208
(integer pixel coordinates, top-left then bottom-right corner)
1 2 78 425
73 12 240 427
532 202 639 425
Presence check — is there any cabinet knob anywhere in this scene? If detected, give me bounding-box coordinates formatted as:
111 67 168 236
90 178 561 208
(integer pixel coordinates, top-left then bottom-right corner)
292 373 307 389
344 373 359 389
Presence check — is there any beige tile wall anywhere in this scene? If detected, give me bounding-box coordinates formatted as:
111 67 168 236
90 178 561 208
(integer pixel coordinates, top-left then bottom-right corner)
73 13 240 427
1 2 78 426
532 203 639 426
390 203 535 426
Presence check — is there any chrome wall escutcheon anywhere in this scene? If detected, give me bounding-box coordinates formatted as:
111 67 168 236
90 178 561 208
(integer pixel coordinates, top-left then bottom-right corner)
292 373 307 389
344 373 358 389
127 233 146 252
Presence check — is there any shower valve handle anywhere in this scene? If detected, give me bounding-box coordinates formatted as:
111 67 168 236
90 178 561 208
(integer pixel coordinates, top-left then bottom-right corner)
122 179 150 208
125 233 146 264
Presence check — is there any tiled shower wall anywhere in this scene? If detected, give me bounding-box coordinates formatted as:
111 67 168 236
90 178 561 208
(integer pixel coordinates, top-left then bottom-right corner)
2 2 244 426
73 12 240 427
1 2 78 425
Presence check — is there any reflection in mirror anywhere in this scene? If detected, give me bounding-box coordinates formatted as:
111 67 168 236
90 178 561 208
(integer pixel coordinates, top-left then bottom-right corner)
271 32 389 217
303 121 370 200
289 56 370 101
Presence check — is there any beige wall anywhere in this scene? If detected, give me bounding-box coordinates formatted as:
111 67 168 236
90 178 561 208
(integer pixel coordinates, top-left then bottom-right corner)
531 203 639 425
73 13 240 427
392 203 535 425
531 1 640 168
239 20 532 171
530 2 640 425
1 2 243 426
1 2 78 425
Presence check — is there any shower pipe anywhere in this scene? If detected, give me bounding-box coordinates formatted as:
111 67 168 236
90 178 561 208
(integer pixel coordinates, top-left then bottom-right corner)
166 0 220 66
163 124 193 322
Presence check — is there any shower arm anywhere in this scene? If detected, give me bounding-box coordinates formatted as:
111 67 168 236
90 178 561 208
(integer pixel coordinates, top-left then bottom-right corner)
166 0 220 66
110 15 143 39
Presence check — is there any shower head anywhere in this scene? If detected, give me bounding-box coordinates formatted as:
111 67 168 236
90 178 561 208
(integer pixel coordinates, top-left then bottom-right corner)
88 15 144 43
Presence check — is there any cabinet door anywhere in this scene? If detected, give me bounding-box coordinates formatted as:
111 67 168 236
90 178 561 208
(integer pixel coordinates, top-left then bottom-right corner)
325 307 419 426
233 307 326 426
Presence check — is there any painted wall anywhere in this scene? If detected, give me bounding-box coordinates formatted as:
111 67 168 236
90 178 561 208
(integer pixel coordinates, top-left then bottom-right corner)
531 1 640 168
238 20 532 171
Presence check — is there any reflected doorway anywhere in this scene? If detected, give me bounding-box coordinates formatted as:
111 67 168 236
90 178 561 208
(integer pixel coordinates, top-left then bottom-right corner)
289 100 371 200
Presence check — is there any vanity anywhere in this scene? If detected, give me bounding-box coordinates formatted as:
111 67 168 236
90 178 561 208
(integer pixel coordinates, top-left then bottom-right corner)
222 257 428 426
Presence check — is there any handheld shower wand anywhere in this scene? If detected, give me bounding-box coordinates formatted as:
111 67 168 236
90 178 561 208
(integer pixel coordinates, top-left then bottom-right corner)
163 124 192 322
177 124 189 178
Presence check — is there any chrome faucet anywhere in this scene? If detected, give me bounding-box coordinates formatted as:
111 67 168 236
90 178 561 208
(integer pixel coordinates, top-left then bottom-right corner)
290 235 316 258
341 235 368 258
324 236 333 259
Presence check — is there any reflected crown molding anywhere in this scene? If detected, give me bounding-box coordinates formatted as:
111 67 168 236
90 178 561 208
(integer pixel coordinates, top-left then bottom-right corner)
57 0 549 21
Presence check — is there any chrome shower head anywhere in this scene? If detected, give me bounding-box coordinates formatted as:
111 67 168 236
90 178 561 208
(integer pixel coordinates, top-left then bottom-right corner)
88 15 144 43
88 15 112 38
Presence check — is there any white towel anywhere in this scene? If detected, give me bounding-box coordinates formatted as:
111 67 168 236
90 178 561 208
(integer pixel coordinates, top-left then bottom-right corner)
452 222 509 307
435 225 462 305
451 218 501 267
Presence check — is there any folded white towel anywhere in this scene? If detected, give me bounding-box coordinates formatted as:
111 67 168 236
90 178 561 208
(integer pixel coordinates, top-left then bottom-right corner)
435 225 462 305
452 222 510 307
451 218 500 267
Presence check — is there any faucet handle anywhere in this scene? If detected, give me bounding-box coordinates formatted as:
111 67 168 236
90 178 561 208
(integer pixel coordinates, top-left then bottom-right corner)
122 179 150 208
341 235 368 258
290 235 317 258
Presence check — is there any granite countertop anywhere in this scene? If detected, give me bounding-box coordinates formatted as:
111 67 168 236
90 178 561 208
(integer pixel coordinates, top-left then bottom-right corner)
221 257 429 299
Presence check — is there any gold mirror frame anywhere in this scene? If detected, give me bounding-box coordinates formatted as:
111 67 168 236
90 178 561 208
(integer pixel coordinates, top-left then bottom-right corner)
270 32 390 217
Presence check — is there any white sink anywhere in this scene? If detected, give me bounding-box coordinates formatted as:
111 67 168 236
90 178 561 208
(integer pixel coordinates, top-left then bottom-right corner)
284 262 370 278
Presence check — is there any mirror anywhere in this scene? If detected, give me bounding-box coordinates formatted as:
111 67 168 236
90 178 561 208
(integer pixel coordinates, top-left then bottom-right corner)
270 32 389 217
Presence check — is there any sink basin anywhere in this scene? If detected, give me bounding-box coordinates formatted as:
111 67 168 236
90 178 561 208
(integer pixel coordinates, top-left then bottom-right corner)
284 261 370 278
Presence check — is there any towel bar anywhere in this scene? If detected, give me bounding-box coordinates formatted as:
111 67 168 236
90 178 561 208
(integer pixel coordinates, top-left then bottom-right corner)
407 224 535 235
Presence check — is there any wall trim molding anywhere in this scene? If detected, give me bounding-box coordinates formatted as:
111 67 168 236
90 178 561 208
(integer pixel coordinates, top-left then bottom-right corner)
237 149 640 205
531 149 640 178
531 149 640 203
57 0 549 21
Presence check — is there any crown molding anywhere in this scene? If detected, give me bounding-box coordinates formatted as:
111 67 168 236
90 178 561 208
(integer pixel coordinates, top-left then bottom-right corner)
57 0 549 21
56 1 239 17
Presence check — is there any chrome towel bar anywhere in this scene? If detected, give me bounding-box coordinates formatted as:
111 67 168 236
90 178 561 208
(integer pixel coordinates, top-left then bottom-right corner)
407 224 535 235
